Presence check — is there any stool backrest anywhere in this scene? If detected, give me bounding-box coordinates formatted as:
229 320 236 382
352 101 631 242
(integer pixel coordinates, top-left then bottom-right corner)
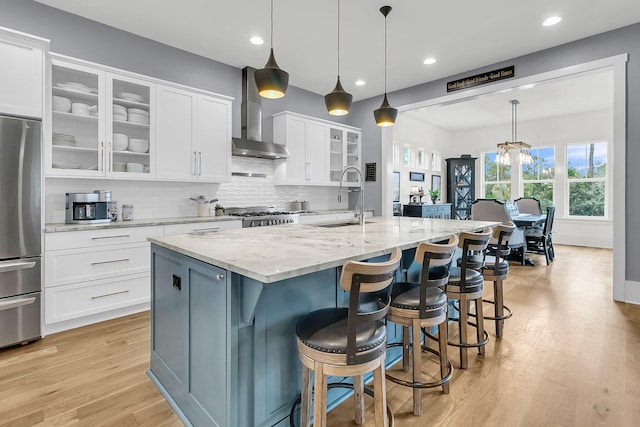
489 221 515 271
414 235 458 318
340 247 402 364
515 197 543 215
458 228 492 280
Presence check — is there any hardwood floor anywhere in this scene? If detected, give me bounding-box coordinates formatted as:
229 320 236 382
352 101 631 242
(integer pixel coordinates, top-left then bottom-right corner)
1 245 638 426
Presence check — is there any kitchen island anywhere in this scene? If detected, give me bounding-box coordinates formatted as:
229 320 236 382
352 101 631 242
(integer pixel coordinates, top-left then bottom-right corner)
147 216 496 427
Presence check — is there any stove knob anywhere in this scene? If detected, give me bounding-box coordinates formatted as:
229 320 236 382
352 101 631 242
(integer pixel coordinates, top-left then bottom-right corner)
261 220 267 226
251 221 257 227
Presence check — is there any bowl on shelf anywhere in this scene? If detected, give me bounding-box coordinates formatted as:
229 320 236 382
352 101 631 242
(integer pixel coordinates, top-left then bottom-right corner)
53 96 71 112
71 102 90 116
127 108 149 117
113 162 127 172
113 133 128 151
117 92 144 102
128 113 149 124
113 104 127 115
128 138 148 153
113 114 128 122
126 162 144 173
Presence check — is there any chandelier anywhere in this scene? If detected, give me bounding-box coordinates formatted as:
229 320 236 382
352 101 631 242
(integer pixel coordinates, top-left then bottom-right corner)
497 100 532 165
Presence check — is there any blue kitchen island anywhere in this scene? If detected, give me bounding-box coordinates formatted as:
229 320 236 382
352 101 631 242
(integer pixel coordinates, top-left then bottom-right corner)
147 216 495 427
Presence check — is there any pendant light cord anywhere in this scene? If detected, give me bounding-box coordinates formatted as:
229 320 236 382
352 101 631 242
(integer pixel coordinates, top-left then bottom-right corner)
384 12 387 94
337 0 340 76
270 0 274 48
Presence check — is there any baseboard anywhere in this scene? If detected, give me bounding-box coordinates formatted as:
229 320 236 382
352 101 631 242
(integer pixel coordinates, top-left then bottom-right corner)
625 281 640 305
42 302 149 336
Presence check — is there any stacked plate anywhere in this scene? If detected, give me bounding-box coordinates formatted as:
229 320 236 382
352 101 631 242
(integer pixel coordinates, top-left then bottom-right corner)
57 81 97 93
71 102 90 116
126 162 144 173
52 162 82 169
117 92 144 102
128 108 149 124
52 132 76 147
113 104 127 121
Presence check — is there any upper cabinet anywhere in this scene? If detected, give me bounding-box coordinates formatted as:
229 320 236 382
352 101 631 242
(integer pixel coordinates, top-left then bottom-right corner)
273 111 361 186
155 85 231 183
48 56 155 178
0 27 48 118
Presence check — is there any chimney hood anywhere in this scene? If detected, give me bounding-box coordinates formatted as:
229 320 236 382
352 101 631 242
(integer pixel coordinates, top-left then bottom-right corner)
232 67 290 159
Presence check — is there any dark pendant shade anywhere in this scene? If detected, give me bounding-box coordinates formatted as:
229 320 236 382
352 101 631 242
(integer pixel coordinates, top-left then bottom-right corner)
325 76 353 116
255 48 289 99
374 94 397 127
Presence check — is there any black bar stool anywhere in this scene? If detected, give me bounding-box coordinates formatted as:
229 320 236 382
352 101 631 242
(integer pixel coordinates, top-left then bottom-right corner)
447 228 492 369
295 248 402 427
384 236 458 416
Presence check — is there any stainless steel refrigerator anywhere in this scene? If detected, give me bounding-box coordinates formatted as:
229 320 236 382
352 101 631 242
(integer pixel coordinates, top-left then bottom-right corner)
0 114 42 348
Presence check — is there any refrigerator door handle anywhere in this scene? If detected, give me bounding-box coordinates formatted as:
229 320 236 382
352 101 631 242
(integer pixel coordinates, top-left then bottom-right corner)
0 260 36 273
0 295 36 311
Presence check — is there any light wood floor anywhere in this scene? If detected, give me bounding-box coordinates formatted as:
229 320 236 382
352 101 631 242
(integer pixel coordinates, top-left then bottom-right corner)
1 245 638 427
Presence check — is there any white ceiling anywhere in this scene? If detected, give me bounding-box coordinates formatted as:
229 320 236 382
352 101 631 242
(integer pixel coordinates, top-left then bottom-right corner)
34 0 640 102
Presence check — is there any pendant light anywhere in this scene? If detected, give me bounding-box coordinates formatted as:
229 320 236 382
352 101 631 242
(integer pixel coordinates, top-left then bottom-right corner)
255 0 289 99
325 0 353 115
374 5 397 127
496 99 533 165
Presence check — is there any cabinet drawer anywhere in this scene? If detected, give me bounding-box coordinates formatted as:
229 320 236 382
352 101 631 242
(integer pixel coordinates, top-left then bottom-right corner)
45 274 150 324
164 220 241 235
46 226 164 251
45 243 150 287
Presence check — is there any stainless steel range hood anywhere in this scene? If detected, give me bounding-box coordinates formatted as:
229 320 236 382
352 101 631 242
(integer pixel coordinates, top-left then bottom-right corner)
232 67 290 159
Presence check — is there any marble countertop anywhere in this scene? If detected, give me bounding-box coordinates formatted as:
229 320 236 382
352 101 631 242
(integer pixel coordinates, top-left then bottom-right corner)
149 216 497 284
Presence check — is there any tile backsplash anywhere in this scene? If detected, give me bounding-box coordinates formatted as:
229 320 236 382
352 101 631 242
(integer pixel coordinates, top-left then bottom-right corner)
45 157 348 223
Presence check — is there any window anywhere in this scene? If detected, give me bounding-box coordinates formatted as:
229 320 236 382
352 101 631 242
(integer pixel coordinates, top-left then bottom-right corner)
417 149 425 169
403 146 411 168
522 147 555 210
567 142 607 217
483 152 511 201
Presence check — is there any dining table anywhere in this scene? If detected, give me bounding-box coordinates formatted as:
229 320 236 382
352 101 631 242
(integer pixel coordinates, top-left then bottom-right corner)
510 213 546 228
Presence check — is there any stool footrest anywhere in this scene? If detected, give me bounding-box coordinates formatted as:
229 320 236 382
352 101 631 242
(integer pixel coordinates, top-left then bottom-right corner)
385 342 453 389
480 299 513 321
446 317 490 348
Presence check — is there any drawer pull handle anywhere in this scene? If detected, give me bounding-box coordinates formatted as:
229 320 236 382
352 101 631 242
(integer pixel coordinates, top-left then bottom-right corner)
189 227 220 235
91 258 130 266
0 296 36 311
91 290 130 300
216 274 224 281
91 235 131 240
0 260 36 273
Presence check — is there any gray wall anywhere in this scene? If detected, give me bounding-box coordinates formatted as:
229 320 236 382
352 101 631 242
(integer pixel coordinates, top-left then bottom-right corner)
2 0 638 280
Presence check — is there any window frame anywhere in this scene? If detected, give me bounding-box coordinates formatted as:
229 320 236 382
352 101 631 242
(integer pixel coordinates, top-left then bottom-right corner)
521 146 556 210
565 141 608 219
481 151 512 202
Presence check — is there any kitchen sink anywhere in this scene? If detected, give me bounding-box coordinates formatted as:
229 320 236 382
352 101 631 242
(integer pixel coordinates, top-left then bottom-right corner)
316 220 373 228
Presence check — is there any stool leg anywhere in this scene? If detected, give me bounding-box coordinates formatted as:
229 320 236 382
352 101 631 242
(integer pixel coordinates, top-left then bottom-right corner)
438 320 450 394
373 354 388 427
459 295 468 369
354 375 365 425
494 278 504 338
402 326 410 372
475 298 486 356
412 319 423 416
313 362 327 427
300 365 312 427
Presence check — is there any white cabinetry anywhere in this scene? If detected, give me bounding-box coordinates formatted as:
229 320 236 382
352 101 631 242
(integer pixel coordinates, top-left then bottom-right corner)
155 85 232 182
164 220 241 235
273 111 361 186
44 226 163 333
47 56 155 178
0 27 47 118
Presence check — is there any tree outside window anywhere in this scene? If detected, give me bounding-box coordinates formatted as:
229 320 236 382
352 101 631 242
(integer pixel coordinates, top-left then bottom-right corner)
567 142 607 217
522 147 555 210
483 152 511 201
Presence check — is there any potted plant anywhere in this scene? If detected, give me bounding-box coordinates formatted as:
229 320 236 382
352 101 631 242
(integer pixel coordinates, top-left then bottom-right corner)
214 204 225 216
428 188 440 204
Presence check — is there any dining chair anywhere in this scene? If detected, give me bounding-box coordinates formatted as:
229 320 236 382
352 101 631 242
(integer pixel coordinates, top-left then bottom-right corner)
514 197 543 215
524 206 555 265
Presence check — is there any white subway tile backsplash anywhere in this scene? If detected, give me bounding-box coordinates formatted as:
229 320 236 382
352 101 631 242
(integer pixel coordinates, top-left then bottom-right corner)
45 157 348 223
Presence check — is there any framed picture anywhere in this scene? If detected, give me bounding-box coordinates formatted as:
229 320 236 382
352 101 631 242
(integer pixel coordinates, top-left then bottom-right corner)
431 175 441 192
409 171 425 182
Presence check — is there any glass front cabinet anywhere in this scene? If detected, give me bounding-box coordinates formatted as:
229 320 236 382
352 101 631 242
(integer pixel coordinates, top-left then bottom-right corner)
446 156 477 219
48 56 154 178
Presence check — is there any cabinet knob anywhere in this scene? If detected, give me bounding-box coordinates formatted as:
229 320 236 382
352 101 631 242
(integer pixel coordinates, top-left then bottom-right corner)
215 274 224 281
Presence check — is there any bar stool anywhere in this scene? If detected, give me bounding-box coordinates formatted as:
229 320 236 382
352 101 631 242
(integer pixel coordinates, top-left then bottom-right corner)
447 228 492 369
295 248 402 427
480 222 515 337
384 236 458 416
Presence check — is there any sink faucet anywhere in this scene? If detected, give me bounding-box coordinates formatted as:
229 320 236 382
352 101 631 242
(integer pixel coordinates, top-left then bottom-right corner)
338 166 365 225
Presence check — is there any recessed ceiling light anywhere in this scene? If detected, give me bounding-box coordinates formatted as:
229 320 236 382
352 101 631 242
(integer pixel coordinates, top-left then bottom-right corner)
250 36 264 45
423 57 436 65
542 16 562 27
355 80 366 86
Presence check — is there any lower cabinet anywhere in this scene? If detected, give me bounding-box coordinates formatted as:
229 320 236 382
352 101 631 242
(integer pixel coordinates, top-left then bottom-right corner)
402 203 452 218
151 245 228 427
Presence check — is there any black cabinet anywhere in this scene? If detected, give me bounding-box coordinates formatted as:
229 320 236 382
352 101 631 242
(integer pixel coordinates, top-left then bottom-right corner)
446 156 477 220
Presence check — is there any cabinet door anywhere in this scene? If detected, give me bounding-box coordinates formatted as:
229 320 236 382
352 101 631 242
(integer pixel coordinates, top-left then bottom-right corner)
344 130 361 183
306 121 327 184
49 59 105 177
283 115 308 184
0 31 44 118
195 95 231 182
106 73 155 178
155 85 195 181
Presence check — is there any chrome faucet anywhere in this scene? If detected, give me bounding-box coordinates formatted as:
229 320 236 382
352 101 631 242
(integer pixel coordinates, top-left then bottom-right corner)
338 166 365 225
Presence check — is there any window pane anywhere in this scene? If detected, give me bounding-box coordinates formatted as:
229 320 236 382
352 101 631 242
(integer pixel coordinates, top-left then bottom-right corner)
567 142 607 179
523 183 553 210
497 162 511 181
569 181 605 216
403 146 410 167
523 147 555 180
485 183 511 202
484 152 497 181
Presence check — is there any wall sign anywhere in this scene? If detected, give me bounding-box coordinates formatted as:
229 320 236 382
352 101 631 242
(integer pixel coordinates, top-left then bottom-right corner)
365 163 376 181
447 66 514 92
